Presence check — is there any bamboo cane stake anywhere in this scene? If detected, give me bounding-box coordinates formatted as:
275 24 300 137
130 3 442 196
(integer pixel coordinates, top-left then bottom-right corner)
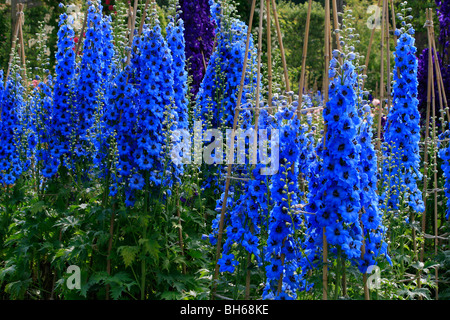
376 0 386 152
420 9 433 268
428 10 443 299
270 0 291 101
17 10 27 87
75 6 88 57
390 0 400 80
138 0 152 36
126 0 139 66
431 48 439 301
296 0 313 119
322 0 331 301
252 0 264 167
245 0 265 299
384 1 391 114
5 4 23 82
266 0 273 111
331 0 341 53
127 4 132 46
364 0 383 78
292 0 312 195
211 0 257 299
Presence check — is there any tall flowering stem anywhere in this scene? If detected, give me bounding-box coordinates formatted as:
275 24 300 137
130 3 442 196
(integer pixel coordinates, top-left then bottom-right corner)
46 9 77 178
195 0 258 194
305 54 372 298
0 72 26 188
263 107 304 300
381 28 424 215
75 1 107 170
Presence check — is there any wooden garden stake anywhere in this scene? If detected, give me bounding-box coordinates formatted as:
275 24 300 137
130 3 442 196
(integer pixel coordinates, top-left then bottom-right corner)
390 0 400 80
364 0 383 78
384 0 391 114
251 0 264 167
270 0 291 100
423 10 447 299
292 0 312 195
332 0 341 53
419 12 434 291
17 9 27 87
211 0 257 299
266 0 273 110
126 0 139 66
244 0 265 299
421 8 434 262
75 7 89 57
322 0 332 301
376 0 387 152
138 0 152 36
296 0 313 120
5 4 25 83
431 45 439 300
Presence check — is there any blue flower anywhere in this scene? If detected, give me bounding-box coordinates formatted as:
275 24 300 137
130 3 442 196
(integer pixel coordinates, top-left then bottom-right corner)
218 253 239 273
129 173 145 190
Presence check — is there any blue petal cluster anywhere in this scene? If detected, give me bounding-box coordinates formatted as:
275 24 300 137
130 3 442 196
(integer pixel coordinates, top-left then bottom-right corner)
263 108 304 300
0 72 26 187
195 3 257 129
44 11 77 178
305 58 365 269
382 30 424 214
357 100 390 271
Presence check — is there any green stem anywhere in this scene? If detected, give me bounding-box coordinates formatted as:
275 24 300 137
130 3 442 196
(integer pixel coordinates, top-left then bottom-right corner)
141 172 149 300
335 246 341 300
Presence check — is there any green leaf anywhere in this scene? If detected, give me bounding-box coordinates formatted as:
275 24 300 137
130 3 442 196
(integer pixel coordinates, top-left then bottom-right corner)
139 238 161 261
117 246 139 268
187 250 203 259
29 201 46 214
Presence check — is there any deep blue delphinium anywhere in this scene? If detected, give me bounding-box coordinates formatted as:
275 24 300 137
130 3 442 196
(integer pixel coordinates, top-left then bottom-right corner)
103 68 140 202
381 28 424 214
195 1 257 129
75 1 105 166
195 1 258 194
0 72 25 187
166 15 189 131
29 75 54 180
166 14 189 184
179 0 216 97
44 10 77 178
305 56 364 274
357 99 390 271
263 107 304 300
92 12 116 177
136 21 176 189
